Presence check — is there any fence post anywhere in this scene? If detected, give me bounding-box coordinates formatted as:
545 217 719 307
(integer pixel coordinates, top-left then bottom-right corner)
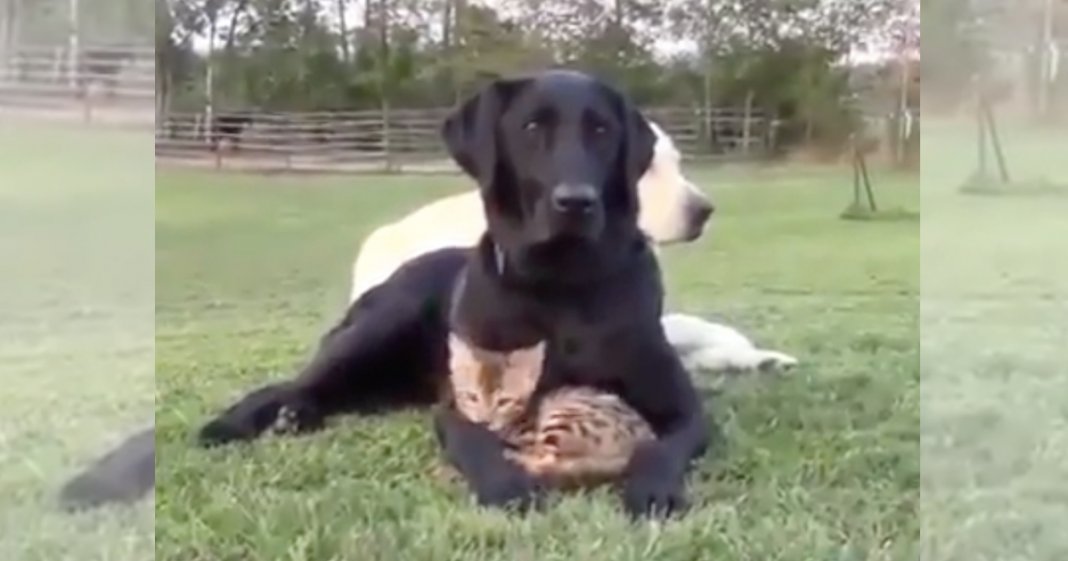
82 90 91 124
285 131 292 171
213 124 222 170
382 103 394 173
742 91 754 158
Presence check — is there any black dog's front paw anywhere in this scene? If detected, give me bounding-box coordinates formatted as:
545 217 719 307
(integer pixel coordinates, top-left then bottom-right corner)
268 402 324 436
622 474 687 519
473 462 544 512
622 444 688 519
198 416 256 447
198 383 318 447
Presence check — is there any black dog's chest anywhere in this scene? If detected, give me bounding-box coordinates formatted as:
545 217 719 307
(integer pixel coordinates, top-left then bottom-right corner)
453 289 621 385
539 309 630 387
449 240 661 390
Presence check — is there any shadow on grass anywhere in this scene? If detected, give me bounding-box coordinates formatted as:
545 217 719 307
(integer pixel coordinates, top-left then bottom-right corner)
959 174 1068 197
839 204 920 222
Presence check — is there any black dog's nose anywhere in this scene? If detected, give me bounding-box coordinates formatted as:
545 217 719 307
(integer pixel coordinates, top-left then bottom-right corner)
551 184 598 214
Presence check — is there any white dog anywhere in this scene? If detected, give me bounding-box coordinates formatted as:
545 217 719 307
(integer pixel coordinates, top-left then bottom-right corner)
349 123 797 374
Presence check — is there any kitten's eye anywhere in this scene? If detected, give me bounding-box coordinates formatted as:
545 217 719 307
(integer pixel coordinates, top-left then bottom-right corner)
523 120 539 133
593 124 607 135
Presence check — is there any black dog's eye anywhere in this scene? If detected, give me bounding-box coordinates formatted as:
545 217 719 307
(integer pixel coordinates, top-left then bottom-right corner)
523 120 540 133
593 124 607 135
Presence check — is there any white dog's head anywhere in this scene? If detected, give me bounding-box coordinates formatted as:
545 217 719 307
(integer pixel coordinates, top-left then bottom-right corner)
637 122 714 244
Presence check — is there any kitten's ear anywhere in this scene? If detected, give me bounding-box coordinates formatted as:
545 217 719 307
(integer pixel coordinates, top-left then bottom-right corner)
448 334 480 368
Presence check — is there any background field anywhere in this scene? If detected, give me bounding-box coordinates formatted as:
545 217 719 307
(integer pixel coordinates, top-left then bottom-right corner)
155 161 919 560
0 124 154 560
920 120 1068 560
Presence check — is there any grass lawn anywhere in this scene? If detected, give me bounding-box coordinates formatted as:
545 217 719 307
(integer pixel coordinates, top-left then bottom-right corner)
0 123 154 560
920 119 1068 560
155 161 919 560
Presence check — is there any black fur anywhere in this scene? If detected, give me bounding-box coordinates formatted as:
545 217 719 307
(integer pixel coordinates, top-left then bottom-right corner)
59 426 155 511
439 71 708 516
198 71 711 518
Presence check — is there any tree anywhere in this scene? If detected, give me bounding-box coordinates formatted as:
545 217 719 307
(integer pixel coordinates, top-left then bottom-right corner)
149 0 922 154
157 0 205 114
438 3 552 99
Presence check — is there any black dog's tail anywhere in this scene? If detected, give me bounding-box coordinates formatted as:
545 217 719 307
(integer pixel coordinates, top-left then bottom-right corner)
59 426 155 511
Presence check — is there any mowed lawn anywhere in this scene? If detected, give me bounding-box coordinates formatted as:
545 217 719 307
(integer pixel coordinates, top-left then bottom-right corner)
155 162 919 560
0 123 154 560
920 120 1068 560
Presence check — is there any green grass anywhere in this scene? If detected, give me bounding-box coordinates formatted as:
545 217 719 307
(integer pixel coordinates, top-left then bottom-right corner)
155 161 919 560
0 123 154 559
920 120 1068 560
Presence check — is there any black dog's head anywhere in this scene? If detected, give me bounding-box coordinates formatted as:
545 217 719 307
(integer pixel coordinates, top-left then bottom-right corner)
442 70 656 258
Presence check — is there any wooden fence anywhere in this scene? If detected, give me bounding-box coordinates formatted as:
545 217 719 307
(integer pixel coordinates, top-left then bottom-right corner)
0 44 154 126
154 107 783 174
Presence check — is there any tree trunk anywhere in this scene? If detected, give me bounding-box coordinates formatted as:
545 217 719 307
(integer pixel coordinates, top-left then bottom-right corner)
452 0 465 103
224 0 248 51
614 0 624 70
441 0 453 103
156 72 171 122
10 0 20 48
337 0 349 63
0 0 12 66
1037 0 1054 118
442 0 451 50
702 61 712 151
68 0 79 90
378 0 392 170
205 7 217 138
896 52 909 165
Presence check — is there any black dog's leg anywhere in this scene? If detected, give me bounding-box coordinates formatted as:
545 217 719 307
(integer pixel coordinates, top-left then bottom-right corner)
433 406 543 510
197 249 466 447
197 381 311 445
618 336 712 519
59 426 155 510
198 289 444 447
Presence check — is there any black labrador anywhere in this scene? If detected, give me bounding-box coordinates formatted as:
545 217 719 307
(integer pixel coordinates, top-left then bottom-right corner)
198 70 712 517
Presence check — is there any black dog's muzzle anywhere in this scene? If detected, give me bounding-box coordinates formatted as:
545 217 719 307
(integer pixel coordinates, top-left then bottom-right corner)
551 183 598 215
547 183 604 239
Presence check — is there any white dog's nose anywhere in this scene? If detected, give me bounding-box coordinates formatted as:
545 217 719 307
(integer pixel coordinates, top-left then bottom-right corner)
693 199 714 221
689 185 714 221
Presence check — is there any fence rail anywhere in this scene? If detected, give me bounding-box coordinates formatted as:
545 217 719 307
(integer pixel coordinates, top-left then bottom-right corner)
0 44 154 126
155 107 782 174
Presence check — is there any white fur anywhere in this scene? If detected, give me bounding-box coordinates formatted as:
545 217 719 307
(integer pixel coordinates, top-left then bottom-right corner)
635 123 710 246
348 122 797 374
661 313 797 374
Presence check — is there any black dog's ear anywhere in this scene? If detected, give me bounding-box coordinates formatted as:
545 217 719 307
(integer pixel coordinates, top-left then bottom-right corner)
607 88 656 214
623 104 656 193
441 79 522 186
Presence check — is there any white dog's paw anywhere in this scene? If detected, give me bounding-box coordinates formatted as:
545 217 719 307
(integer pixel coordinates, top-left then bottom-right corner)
753 349 799 372
685 347 799 374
